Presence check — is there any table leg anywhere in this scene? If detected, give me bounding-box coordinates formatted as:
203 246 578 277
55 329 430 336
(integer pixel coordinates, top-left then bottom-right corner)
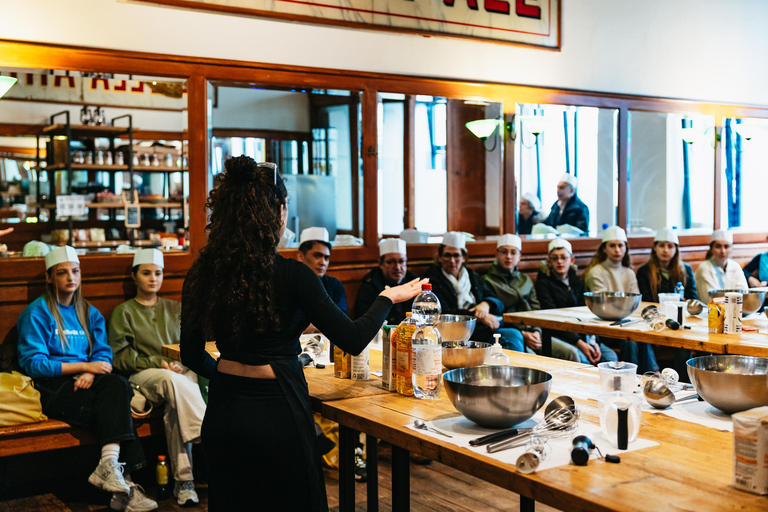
391 445 410 512
542 331 552 358
339 425 356 512
520 495 536 512
367 435 378 512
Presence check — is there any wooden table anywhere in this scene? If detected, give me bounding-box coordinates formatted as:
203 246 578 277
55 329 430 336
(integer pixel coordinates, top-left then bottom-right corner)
323 351 767 512
504 304 768 357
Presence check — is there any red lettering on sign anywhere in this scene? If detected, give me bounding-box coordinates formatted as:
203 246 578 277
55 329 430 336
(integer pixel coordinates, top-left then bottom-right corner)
444 0 479 10
485 0 509 14
113 80 127 92
516 0 540 19
91 78 110 91
54 76 76 88
130 82 145 93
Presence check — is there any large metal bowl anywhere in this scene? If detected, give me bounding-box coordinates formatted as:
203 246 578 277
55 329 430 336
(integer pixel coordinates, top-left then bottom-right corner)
436 315 477 342
708 289 766 316
443 366 552 428
583 292 642 321
687 355 768 414
441 341 491 369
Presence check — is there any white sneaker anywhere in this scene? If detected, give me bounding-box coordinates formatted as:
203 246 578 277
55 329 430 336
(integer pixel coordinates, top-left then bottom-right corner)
89 460 130 494
173 480 199 506
110 483 158 512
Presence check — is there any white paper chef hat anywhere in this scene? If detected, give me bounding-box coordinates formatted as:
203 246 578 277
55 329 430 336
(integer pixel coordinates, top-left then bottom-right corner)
711 229 733 244
133 248 164 268
441 232 466 250
378 238 407 257
559 173 578 189
520 191 541 212
601 225 627 243
45 245 79 270
497 234 522 251
654 227 679 245
299 227 330 245
548 238 573 254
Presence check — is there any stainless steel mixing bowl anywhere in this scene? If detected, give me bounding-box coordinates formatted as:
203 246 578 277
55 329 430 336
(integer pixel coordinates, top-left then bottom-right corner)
687 355 768 414
708 289 766 316
443 366 552 428
441 341 491 369
583 292 642 321
436 315 477 342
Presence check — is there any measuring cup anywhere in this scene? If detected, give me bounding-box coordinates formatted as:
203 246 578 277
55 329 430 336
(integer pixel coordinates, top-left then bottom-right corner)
598 362 637 393
598 392 642 450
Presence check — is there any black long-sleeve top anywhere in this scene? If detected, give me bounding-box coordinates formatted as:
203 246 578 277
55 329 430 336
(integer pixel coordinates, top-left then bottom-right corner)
636 262 698 303
181 254 391 378
544 194 590 233
353 267 418 323
535 264 585 345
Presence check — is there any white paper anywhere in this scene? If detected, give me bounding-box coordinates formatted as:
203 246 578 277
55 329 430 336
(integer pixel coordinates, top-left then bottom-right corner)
641 389 733 431
405 412 658 472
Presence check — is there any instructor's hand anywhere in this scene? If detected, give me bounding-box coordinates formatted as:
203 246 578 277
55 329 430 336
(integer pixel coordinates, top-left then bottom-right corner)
380 278 428 304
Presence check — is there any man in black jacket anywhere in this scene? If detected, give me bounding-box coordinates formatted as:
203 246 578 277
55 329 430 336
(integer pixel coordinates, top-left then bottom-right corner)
544 173 590 234
535 238 617 364
354 238 418 324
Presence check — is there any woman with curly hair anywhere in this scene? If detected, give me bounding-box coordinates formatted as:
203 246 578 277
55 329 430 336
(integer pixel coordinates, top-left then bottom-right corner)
180 156 423 511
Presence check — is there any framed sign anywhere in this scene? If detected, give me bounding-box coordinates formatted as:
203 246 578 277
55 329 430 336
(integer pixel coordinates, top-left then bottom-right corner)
135 0 560 48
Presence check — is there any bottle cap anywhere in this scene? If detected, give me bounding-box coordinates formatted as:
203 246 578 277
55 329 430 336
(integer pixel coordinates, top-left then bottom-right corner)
406 312 412 317
158 455 166 461
421 283 432 290
492 334 502 353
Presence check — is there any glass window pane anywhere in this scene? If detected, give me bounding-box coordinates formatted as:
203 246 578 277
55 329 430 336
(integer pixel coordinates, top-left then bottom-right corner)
377 98 405 235
720 118 768 231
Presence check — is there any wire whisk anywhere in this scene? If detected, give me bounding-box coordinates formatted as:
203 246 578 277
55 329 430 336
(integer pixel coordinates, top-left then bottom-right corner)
487 405 581 453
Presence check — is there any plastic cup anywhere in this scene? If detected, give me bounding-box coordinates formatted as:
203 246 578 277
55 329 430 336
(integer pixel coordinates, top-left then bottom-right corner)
598 392 642 449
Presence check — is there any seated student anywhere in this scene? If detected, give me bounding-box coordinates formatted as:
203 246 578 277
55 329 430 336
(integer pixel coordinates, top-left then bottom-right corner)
354 238 418 324
424 232 523 350
517 192 545 236
298 226 348 317
108 249 205 506
17 246 157 512
694 230 749 303
543 174 590 234
536 238 618 365
636 228 698 378
585 226 659 373
483 234 579 361
743 243 768 289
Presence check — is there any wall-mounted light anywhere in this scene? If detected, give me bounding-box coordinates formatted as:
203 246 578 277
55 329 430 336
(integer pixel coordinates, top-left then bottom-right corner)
465 118 502 139
733 122 761 141
0 76 18 99
518 115 550 137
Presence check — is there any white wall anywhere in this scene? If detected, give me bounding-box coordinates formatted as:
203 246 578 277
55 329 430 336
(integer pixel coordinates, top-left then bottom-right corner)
212 88 310 131
0 0 766 105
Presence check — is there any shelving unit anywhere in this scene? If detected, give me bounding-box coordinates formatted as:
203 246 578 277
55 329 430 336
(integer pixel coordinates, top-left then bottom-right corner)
34 111 188 248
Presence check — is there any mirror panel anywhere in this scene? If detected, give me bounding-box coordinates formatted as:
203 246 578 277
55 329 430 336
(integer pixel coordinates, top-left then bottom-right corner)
627 111 715 235
0 67 189 257
719 117 768 232
515 103 618 237
208 84 363 247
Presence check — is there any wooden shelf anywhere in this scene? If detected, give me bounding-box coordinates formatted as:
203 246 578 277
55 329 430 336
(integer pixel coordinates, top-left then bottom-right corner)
133 165 186 173
47 164 129 172
70 240 183 249
42 124 130 138
29 201 185 209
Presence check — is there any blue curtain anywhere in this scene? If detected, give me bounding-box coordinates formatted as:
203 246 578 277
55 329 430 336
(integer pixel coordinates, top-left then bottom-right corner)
681 118 692 229
724 119 742 228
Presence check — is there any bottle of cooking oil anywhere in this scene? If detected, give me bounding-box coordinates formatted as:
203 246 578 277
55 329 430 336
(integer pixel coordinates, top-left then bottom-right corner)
396 312 417 396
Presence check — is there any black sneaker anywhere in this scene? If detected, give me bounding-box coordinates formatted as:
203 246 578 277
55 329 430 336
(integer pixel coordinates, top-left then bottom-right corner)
353 447 367 483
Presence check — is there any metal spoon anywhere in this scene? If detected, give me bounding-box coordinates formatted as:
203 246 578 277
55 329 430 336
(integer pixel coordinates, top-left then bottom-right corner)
643 377 700 409
413 419 453 438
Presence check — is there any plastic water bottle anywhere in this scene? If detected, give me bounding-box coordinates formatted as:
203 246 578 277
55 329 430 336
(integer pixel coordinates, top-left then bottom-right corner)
484 333 510 366
412 284 441 325
411 323 442 399
675 282 685 301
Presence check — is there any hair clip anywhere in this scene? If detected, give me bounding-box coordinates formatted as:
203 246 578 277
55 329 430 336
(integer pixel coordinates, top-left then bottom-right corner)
258 162 278 184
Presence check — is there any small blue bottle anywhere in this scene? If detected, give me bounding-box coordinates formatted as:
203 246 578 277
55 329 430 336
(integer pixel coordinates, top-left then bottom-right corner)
675 282 685 301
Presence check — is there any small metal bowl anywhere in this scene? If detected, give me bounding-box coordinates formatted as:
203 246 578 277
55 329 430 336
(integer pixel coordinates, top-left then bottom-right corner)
584 292 642 321
687 355 768 414
708 289 766 316
436 315 477 342
441 341 491 369
443 366 552 428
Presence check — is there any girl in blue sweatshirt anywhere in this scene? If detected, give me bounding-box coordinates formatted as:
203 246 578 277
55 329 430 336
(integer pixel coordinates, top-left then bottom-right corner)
17 246 156 512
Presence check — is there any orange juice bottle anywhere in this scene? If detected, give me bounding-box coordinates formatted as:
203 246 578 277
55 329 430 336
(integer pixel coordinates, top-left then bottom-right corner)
396 312 417 396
